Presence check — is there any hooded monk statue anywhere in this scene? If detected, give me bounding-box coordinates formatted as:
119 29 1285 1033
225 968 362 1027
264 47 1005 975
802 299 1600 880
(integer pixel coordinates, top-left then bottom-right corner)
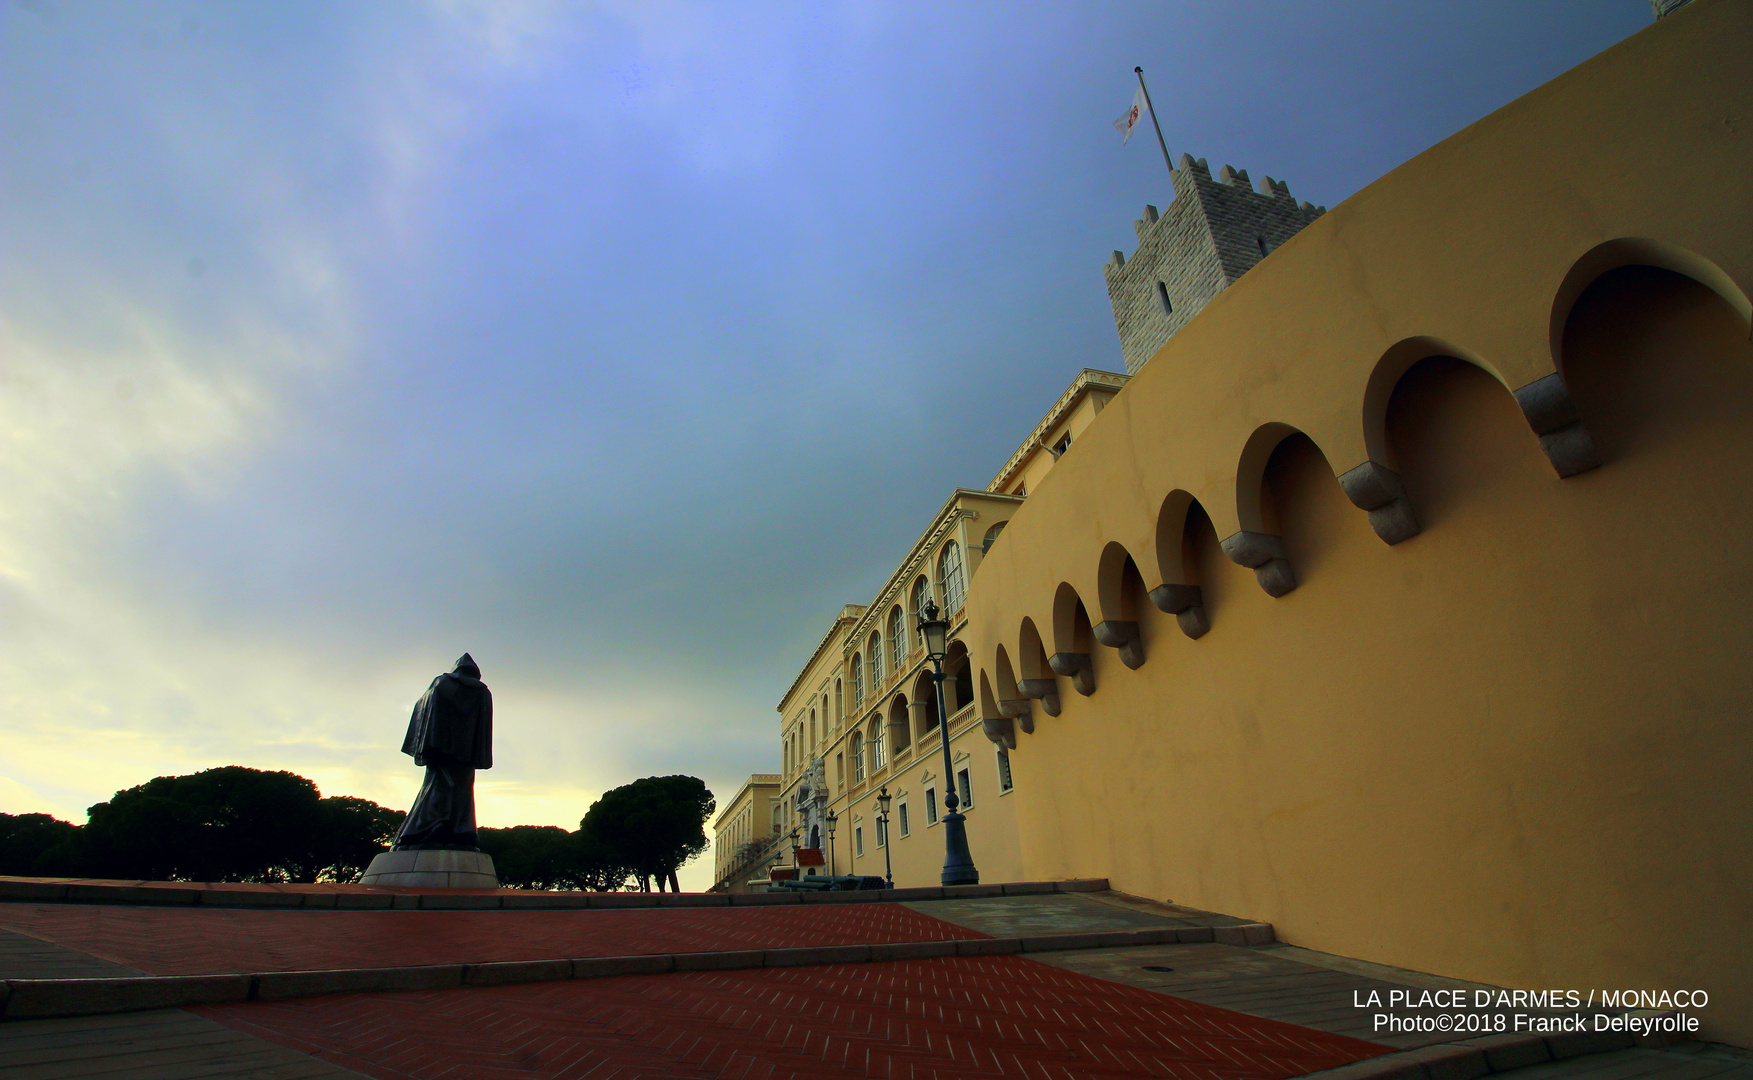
393 652 493 849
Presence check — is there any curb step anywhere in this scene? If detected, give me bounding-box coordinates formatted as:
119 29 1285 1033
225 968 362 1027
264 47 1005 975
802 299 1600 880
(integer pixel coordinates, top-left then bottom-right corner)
0 921 1274 1020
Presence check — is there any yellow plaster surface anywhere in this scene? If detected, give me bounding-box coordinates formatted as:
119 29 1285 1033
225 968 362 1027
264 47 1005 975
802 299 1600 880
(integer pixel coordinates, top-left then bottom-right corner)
967 0 1753 1045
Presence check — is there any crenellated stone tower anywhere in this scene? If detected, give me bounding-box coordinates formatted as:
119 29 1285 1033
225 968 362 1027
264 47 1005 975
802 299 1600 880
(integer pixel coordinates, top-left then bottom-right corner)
1104 153 1326 374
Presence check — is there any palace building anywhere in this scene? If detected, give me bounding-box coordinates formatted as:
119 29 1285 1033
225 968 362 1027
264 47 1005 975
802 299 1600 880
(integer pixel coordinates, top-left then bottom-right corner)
719 0 1751 1046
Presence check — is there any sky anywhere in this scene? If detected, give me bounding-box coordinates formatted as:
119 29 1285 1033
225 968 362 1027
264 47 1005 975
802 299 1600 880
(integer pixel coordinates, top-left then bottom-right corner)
1 0 1653 889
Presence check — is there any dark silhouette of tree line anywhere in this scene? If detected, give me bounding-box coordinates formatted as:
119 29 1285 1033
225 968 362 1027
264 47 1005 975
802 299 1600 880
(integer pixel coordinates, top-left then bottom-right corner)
0 767 714 892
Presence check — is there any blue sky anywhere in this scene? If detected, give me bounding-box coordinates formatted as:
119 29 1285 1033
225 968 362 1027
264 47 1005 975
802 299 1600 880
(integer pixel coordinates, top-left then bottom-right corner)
1 0 1650 887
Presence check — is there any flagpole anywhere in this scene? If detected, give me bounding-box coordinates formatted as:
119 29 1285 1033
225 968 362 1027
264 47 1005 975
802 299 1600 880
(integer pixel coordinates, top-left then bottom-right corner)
1134 67 1175 178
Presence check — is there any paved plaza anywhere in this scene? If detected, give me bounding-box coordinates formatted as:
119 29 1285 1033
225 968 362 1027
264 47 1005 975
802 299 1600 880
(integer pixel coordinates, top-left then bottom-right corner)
0 879 1746 1080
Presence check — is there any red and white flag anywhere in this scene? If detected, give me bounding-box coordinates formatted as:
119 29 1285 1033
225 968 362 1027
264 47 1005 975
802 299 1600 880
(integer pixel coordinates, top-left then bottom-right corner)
1113 85 1146 142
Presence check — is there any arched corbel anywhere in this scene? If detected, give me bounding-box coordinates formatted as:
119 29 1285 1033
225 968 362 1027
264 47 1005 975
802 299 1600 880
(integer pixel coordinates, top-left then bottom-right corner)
997 696 1035 735
1220 532 1297 597
1512 373 1600 478
982 716 1017 749
1015 677 1061 716
1093 541 1147 668
1151 491 1210 638
1047 652 1095 696
1092 621 1144 669
1149 584 1209 638
1050 584 1099 693
1337 462 1421 545
978 670 1018 748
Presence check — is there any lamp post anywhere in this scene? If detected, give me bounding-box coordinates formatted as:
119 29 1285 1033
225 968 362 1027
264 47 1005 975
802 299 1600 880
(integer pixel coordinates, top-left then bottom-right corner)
917 600 978 885
874 786 894 888
825 808 838 877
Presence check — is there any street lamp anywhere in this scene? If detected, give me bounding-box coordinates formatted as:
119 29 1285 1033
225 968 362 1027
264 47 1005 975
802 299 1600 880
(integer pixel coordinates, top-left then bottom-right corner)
825 808 838 877
874 786 895 888
917 600 978 885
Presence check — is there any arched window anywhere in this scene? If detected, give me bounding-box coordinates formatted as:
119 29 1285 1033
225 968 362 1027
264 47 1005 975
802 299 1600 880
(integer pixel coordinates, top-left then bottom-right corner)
867 633 882 691
851 732 865 781
834 679 843 724
938 542 966 613
809 709 816 749
911 576 932 620
869 719 885 771
851 654 864 705
982 522 1007 553
888 606 907 672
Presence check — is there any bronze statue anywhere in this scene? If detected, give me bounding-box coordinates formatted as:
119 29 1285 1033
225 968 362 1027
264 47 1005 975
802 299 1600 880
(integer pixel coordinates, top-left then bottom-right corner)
394 653 493 849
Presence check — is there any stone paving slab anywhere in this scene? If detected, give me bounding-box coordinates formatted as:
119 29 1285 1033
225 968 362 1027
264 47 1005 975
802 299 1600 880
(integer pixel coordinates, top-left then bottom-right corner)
191 954 1392 1080
0 888 1732 1080
1031 942 1692 1054
900 889 1254 938
0 1007 370 1079
0 924 1257 1019
0 900 986 977
0 928 143 980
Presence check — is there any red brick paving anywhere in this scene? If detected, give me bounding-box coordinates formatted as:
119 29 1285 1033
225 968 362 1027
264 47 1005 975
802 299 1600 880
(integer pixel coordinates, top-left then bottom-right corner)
197 955 1388 1080
0 903 984 975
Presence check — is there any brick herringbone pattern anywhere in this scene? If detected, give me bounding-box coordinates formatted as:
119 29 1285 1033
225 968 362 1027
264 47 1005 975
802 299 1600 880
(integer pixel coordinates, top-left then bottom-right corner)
0 903 983 975
197 955 1388 1080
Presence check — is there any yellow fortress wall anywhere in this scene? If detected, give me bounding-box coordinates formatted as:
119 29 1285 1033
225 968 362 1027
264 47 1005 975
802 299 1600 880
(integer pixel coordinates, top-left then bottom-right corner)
966 0 1752 1044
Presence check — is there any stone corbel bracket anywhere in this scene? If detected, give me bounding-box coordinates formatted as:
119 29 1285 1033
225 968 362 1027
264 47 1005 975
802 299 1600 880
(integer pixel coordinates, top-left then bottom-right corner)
1338 461 1421 545
1047 652 1096 696
1149 584 1209 639
1220 532 1297 597
1092 621 1145 669
1016 678 1062 717
997 697 1035 735
981 716 1017 749
1513 373 1601 477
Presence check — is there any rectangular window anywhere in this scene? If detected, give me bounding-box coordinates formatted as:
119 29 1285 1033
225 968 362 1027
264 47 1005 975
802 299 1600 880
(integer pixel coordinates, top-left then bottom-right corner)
996 749 1013 793
898 802 910 837
957 768 973 809
924 786 938 825
854 826 864 858
876 816 887 848
836 753 844 788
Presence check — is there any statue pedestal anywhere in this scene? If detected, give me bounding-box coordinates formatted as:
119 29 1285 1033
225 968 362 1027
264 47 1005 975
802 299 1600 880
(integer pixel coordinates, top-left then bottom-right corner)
358 848 498 889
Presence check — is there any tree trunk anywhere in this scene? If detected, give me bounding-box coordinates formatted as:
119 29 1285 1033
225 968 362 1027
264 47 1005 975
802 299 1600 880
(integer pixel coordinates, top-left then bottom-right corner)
667 869 681 893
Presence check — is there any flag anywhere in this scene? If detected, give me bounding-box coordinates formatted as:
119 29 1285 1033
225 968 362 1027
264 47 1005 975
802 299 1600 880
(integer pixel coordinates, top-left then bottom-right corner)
1113 85 1146 142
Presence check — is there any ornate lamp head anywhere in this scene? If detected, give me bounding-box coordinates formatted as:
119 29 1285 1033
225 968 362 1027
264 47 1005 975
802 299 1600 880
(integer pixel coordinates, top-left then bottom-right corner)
916 600 949 661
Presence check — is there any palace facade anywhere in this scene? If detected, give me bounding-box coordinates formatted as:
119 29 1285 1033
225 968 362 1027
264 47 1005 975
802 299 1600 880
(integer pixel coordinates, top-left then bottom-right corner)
716 0 1750 1046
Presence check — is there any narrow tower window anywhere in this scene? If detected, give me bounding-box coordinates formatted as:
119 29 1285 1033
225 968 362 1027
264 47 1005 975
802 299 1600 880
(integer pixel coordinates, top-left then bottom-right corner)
1256 236 1271 258
1155 281 1173 316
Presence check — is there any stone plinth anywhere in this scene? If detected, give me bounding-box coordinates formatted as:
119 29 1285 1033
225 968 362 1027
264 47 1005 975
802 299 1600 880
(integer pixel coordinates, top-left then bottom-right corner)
358 848 498 889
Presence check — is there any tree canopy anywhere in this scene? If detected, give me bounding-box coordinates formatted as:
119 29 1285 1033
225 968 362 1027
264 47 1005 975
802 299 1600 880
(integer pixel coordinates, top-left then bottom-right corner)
0 767 403 883
4 768 713 892
578 775 715 892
